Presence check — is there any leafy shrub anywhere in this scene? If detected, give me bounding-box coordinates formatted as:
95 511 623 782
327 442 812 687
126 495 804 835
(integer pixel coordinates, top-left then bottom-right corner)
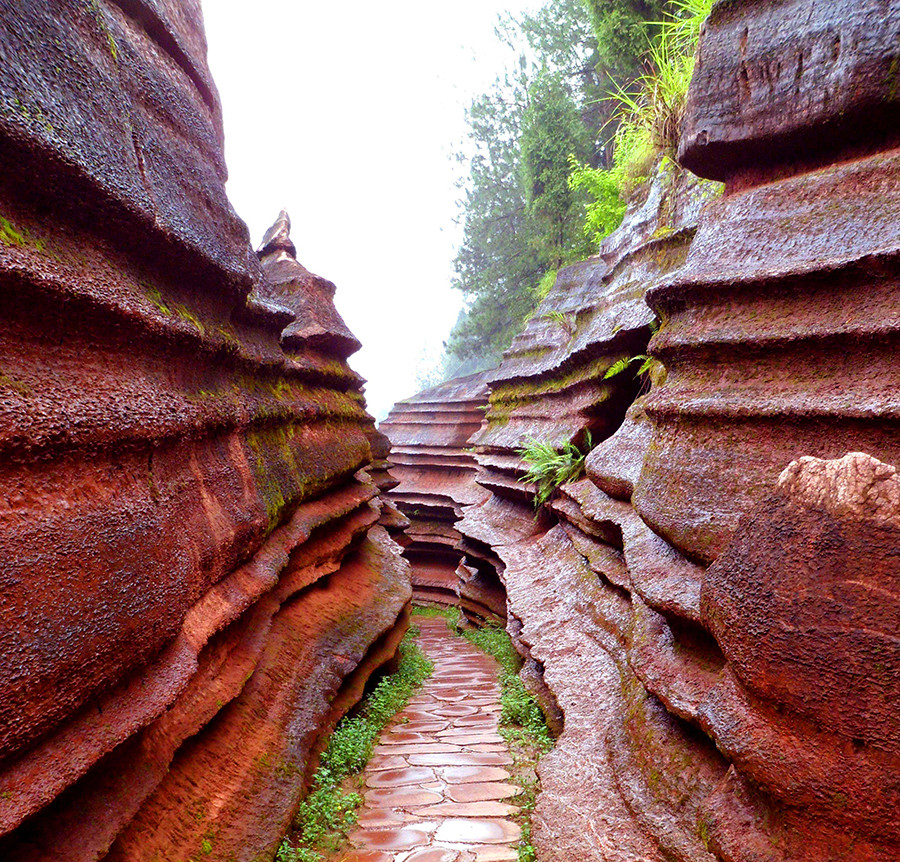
567 157 626 246
518 432 593 507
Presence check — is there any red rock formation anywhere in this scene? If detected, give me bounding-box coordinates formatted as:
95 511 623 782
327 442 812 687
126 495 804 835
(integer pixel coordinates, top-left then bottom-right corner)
379 374 503 620
638 0 900 563
389 3 900 859
0 4 409 860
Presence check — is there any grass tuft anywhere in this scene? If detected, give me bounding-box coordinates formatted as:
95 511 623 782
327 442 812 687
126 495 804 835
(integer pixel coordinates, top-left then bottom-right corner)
276 625 433 862
0 216 26 247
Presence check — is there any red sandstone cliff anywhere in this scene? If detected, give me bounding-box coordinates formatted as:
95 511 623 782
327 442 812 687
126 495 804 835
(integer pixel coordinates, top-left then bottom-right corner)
0 3 410 860
380 373 506 621
386 1 900 859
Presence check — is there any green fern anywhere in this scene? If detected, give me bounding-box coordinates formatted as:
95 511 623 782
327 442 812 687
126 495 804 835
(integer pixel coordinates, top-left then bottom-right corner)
604 354 655 380
518 432 593 508
637 356 654 376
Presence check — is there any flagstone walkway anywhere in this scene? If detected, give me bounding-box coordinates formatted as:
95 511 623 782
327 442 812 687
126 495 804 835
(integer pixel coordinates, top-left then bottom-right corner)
337 615 523 862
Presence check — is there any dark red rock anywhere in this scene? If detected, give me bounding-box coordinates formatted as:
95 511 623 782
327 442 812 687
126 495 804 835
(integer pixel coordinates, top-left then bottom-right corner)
679 0 900 183
0 4 411 859
696 453 900 850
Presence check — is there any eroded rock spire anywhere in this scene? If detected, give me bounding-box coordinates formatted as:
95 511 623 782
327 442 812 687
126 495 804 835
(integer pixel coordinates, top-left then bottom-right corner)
258 208 297 258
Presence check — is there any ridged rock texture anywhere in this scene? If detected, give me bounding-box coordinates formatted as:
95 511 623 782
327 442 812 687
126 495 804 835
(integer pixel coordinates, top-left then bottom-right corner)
385 1 900 860
0 3 410 861
380 374 506 622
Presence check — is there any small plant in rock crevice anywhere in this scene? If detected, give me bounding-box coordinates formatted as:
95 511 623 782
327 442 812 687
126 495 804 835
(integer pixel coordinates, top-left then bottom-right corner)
518 431 593 508
604 353 653 380
274 625 433 862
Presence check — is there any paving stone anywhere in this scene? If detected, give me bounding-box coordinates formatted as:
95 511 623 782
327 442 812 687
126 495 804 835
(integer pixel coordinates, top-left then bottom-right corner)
471 847 518 862
408 752 512 767
366 767 437 788
355 809 413 830
336 851 393 862
440 766 512 784
350 827 431 851
433 819 522 845
411 801 520 817
339 619 526 861
374 742 463 758
432 705 480 717
380 731 440 745
446 782 522 803
367 755 411 772
364 787 444 807
452 716 500 729
390 721 448 734
403 849 460 862
436 733 504 744
402 711 447 722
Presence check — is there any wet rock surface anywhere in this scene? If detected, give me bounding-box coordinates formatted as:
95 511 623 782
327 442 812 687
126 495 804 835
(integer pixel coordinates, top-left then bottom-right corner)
339 617 521 862
386 3 900 858
0 3 410 859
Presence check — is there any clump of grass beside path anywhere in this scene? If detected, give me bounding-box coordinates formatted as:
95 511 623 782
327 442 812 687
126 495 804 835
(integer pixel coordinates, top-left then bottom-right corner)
412 605 555 862
276 624 433 862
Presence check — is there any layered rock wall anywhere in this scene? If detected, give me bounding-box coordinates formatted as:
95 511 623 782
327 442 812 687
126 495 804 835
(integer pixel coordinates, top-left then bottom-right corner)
0 4 409 860
389 1 900 859
380 374 505 620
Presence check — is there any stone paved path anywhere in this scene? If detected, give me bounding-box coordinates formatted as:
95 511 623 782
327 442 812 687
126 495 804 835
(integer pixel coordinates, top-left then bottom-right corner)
337 616 522 862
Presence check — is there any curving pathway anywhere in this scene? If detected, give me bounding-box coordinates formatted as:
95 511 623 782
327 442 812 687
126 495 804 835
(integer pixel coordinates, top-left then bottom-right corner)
337 615 522 862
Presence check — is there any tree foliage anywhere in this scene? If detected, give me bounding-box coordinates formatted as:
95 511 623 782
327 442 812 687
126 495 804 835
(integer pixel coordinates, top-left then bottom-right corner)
444 0 691 375
446 0 602 372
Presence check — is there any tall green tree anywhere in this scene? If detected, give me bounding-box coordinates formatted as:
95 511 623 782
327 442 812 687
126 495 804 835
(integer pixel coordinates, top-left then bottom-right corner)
444 0 669 375
520 71 592 269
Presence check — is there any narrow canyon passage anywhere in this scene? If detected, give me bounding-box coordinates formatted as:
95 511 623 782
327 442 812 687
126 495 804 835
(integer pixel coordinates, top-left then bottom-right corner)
339 616 523 862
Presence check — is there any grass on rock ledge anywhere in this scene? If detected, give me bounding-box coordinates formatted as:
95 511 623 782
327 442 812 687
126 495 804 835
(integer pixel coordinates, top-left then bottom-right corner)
411 605 555 862
275 624 433 862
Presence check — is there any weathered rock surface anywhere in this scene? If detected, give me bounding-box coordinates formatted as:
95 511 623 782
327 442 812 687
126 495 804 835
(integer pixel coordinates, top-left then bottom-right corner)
386 3 900 859
640 0 900 564
380 374 502 620
0 4 410 860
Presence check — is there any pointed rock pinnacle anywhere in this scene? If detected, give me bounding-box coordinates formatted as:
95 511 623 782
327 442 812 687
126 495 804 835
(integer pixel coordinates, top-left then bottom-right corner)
257 209 297 258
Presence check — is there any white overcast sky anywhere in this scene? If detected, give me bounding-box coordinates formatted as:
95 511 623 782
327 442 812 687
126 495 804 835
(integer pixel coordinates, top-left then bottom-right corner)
203 1 540 419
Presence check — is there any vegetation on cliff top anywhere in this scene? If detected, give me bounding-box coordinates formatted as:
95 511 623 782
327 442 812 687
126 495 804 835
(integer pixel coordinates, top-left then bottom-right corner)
443 0 711 377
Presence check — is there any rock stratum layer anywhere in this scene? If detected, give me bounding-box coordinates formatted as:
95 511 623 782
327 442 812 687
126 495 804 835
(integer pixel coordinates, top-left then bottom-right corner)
0 3 410 860
386 1 900 860
381 374 507 622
